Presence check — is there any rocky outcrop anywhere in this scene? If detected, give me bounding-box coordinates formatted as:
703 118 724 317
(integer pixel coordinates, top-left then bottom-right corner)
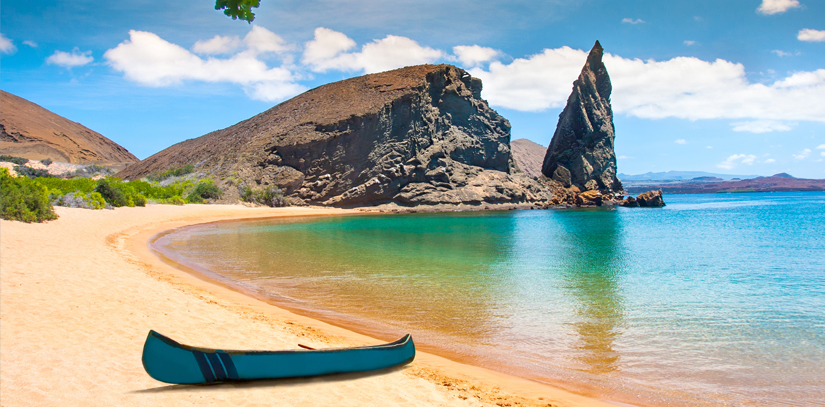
0 91 138 166
541 41 622 194
634 190 665 207
117 65 555 207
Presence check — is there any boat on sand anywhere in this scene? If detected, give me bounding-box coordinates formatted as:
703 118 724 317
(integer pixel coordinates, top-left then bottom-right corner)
142 330 416 384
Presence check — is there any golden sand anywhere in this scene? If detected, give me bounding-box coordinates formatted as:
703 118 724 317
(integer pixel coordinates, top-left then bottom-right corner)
1 204 617 406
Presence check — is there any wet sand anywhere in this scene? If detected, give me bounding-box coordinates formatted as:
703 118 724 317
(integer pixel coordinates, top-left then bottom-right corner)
1 204 618 407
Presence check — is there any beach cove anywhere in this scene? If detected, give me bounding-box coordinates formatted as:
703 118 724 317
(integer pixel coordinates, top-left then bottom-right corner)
0 204 615 407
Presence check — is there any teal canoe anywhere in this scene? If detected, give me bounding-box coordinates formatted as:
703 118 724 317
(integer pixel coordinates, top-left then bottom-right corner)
141 330 416 384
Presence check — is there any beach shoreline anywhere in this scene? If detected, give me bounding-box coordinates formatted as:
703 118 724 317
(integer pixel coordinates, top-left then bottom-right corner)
1 204 619 407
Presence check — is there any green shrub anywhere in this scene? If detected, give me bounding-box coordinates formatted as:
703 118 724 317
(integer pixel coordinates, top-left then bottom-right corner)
186 181 223 203
40 158 53 166
0 168 58 222
164 195 186 205
0 155 28 165
94 179 129 207
54 191 107 210
240 184 287 207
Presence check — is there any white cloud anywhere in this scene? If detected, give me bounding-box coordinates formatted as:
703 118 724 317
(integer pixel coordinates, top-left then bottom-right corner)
706 146 713 149
793 148 811 159
765 158 776 163
46 48 93 68
675 139 687 144
0 33 17 54
718 154 757 170
822 152 825 157
771 50 792 57
757 0 800 15
731 120 794 133
798 29 825 42
104 30 304 102
468 46 825 122
244 25 290 54
684 41 696 46
622 18 645 24
302 28 443 74
23 40 37 48
817 144 825 149
193 35 242 55
452 45 500 68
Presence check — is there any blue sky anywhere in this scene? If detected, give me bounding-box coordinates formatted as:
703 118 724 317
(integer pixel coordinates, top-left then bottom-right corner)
2 0 824 177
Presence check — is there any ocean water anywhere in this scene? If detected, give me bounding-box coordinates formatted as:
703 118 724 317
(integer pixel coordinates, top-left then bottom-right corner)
154 192 825 406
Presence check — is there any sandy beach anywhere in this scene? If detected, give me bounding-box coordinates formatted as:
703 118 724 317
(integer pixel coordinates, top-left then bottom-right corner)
1 204 617 407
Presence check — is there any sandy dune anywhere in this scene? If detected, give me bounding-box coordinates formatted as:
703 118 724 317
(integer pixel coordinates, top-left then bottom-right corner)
1 204 615 407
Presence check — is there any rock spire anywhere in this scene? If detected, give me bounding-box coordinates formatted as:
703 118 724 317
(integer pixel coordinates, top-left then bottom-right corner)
541 41 622 193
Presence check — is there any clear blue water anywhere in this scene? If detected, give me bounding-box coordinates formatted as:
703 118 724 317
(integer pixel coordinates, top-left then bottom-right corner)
154 192 825 406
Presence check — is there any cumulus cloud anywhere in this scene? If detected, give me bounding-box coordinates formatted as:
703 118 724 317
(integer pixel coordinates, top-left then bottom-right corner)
452 45 500 68
798 29 825 42
468 46 825 123
718 154 757 170
193 35 242 55
622 18 645 24
104 29 304 102
0 33 17 54
757 0 801 15
817 144 825 149
793 148 811 159
23 40 37 48
302 28 443 74
675 139 687 144
731 120 794 133
47 48 93 68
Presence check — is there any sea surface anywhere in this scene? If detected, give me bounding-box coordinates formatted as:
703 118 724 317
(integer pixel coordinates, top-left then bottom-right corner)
153 192 825 406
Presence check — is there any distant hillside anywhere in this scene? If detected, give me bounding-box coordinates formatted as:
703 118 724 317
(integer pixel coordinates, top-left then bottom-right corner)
618 171 759 181
624 173 825 194
510 138 546 178
117 65 553 207
0 90 138 166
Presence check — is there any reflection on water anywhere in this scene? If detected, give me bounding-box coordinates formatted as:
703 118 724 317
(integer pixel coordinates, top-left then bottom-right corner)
554 210 625 374
154 192 825 407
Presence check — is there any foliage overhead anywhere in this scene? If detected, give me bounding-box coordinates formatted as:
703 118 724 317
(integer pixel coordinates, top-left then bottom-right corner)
215 0 260 23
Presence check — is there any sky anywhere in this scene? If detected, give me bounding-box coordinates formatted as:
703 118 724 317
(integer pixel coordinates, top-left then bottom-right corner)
1 0 824 178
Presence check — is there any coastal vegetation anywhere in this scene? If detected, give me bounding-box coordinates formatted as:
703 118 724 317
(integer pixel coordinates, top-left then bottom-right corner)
0 168 58 223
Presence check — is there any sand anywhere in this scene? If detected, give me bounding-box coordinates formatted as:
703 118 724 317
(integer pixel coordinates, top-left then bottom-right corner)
1 204 618 407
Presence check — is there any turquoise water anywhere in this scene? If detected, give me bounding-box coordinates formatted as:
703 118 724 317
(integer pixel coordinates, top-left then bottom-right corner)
154 192 825 406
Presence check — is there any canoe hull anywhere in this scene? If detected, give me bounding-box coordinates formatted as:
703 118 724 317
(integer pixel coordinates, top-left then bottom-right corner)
142 330 415 384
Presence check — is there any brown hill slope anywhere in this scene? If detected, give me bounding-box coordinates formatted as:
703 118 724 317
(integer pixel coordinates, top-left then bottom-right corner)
624 173 825 194
119 64 553 207
510 139 546 178
0 90 138 165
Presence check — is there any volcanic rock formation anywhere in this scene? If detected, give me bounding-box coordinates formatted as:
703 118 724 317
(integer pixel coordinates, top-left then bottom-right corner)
0 90 138 166
541 41 622 194
118 65 553 207
510 138 546 178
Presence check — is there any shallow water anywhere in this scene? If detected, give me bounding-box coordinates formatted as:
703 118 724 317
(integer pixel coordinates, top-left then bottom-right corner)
154 192 825 406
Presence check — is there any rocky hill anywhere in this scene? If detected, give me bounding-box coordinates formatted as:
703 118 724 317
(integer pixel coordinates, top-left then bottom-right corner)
0 90 138 166
542 41 622 194
624 173 825 194
510 138 546 178
118 65 553 207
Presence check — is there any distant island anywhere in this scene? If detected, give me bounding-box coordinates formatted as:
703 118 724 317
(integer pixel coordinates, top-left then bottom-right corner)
621 172 825 194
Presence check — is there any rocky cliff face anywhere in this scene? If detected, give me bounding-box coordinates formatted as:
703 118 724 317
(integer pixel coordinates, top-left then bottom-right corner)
0 91 138 166
541 41 622 194
118 65 553 207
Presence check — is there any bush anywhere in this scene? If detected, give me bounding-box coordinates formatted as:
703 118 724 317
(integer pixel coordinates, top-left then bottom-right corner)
186 181 223 203
164 195 186 205
240 183 288 207
0 155 28 165
40 158 53 166
148 164 195 182
54 191 107 210
94 179 129 207
66 164 113 178
0 168 58 222
15 165 52 179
